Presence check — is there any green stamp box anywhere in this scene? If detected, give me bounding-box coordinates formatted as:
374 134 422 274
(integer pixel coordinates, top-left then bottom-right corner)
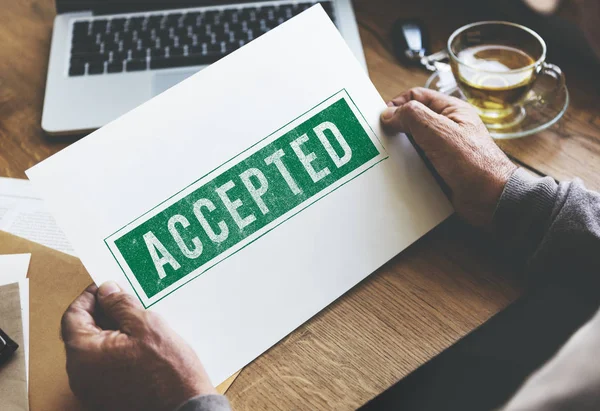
105 89 387 307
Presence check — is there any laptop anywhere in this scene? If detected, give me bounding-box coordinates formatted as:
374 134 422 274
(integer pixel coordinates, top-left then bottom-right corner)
42 0 367 135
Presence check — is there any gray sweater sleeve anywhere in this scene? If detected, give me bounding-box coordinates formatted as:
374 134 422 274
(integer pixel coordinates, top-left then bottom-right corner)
493 168 600 285
495 168 600 410
175 394 232 411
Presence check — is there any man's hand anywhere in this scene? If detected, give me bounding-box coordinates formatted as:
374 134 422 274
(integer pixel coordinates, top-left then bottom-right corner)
61 282 216 411
381 87 517 228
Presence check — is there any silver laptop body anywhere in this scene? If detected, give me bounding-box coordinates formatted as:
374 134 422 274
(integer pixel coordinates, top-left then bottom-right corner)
42 0 366 135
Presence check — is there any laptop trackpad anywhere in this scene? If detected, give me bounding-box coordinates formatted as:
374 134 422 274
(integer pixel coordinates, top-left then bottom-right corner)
151 70 201 96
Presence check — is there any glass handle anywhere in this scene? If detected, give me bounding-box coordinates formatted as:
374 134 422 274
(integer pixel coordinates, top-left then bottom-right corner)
541 62 565 90
525 62 566 105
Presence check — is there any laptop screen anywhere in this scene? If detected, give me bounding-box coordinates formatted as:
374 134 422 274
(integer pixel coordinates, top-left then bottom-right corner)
56 1 278 14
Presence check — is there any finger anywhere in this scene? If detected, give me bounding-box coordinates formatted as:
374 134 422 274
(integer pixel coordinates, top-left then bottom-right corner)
388 87 470 115
61 284 101 344
381 101 455 198
96 281 147 336
381 99 453 138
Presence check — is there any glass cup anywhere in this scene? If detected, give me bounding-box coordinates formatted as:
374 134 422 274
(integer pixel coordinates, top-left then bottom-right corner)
447 21 565 129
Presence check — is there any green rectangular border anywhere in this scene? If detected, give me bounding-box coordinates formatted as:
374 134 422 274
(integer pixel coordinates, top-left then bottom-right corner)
104 89 388 308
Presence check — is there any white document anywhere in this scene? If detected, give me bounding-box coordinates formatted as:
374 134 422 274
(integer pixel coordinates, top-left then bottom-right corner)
0 254 31 385
0 253 31 285
0 177 75 255
20 279 29 386
26 6 452 385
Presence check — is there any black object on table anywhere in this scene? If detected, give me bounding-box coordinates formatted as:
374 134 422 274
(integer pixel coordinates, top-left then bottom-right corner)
391 19 430 66
0 327 19 366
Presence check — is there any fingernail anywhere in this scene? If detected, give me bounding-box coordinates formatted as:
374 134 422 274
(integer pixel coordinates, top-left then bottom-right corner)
98 281 121 297
386 101 395 107
381 107 396 120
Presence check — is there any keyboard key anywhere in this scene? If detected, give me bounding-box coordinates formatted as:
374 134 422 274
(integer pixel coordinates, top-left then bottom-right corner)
223 9 240 22
92 19 108 33
70 54 85 64
257 7 276 21
227 22 244 32
71 52 103 65
88 61 104 74
147 15 163 28
137 29 153 42
253 26 270 38
146 37 160 49
71 43 101 54
173 27 189 39
68 63 85 76
131 49 147 59
225 40 241 53
246 20 261 32
154 29 171 43
150 54 219 69
96 31 111 43
188 44 204 55
160 36 176 48
72 32 95 46
183 12 200 26
126 59 147 71
210 24 227 38
169 46 184 57
204 10 219 23
128 16 145 30
138 37 155 49
119 30 135 44
178 34 194 46
73 21 89 35
109 18 126 32
110 50 128 62
150 57 179 69
103 41 120 51
277 5 294 19
238 8 255 22
207 42 223 54
193 32 212 44
165 13 183 25
107 61 124 73
150 47 167 59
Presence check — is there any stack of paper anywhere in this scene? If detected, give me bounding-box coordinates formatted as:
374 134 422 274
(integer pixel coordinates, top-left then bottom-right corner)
0 177 75 256
0 253 31 410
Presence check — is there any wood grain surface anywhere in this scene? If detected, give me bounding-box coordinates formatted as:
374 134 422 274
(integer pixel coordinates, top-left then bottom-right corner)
0 0 598 410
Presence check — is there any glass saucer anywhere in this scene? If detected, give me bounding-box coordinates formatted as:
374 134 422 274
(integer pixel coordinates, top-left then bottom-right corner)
425 70 569 139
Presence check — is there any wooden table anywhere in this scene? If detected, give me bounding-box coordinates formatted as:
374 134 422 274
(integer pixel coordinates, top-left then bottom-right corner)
1 0 599 409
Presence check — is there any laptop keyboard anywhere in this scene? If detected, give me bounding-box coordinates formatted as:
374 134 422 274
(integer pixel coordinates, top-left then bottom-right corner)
68 2 334 76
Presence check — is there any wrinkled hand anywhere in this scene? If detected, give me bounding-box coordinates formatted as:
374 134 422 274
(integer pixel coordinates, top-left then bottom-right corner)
381 87 517 228
61 282 216 411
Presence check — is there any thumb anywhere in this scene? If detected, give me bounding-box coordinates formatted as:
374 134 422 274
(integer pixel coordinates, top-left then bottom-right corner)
96 281 147 335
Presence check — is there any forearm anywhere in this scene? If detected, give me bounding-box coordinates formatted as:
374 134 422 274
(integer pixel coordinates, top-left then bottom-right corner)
493 168 600 287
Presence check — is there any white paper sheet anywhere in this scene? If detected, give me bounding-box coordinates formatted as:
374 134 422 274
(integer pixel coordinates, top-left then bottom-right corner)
0 254 31 385
0 254 31 285
26 6 453 385
0 177 75 256
20 279 29 386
